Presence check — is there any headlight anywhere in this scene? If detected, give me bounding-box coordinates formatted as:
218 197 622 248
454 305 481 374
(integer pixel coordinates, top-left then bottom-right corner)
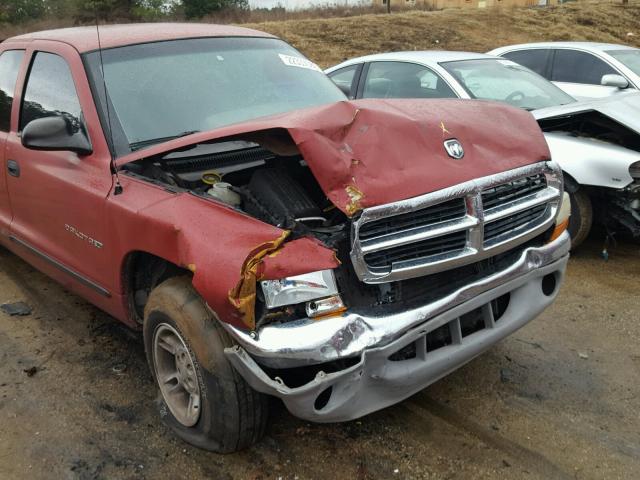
629 161 640 179
260 270 345 318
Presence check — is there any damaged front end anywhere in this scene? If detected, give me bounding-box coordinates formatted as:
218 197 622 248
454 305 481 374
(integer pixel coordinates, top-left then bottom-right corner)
222 162 570 421
119 99 570 421
537 96 640 238
602 170 640 237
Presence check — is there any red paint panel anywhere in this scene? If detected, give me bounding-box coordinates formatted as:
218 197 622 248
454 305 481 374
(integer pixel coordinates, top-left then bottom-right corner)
105 175 296 329
5 24 274 53
260 237 341 280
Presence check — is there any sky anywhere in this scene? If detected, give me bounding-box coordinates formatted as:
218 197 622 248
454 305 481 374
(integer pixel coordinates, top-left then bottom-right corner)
248 0 367 9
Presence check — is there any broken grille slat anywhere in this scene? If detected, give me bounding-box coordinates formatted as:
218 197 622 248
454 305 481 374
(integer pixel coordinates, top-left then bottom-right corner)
358 198 467 240
484 204 548 243
364 231 467 270
481 173 547 209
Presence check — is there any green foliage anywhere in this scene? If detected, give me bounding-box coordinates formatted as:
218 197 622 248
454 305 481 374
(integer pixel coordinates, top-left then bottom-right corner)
0 0 47 23
0 0 249 24
182 0 248 19
131 0 169 20
72 0 137 21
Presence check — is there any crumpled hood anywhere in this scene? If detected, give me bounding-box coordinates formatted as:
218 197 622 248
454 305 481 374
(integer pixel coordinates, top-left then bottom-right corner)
534 91 640 135
118 99 550 215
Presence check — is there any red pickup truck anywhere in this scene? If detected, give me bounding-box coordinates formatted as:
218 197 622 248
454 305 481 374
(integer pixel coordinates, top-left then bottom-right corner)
0 24 570 452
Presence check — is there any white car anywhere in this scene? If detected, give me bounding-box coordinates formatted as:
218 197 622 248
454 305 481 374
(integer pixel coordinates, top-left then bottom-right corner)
326 51 640 248
488 42 640 100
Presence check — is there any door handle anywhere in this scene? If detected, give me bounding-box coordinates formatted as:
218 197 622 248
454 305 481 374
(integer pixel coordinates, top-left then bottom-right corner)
7 159 19 178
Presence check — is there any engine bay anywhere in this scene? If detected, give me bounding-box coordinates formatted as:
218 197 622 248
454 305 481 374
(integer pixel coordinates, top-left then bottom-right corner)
121 139 351 249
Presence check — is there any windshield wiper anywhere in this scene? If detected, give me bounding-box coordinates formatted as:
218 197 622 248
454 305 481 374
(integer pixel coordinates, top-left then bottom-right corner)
129 130 200 151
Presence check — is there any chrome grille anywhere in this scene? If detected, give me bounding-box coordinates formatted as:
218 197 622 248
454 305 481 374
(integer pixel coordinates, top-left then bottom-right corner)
350 162 563 284
484 204 548 245
364 230 467 270
359 198 467 240
481 173 547 209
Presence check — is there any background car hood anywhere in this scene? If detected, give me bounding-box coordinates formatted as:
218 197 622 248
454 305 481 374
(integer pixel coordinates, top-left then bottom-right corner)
533 91 640 135
118 99 550 216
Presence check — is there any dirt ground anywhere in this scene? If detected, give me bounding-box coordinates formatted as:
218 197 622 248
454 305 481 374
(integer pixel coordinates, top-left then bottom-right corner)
0 232 639 480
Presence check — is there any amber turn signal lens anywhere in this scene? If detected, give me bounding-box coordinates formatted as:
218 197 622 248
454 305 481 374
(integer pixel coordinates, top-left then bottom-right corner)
549 218 569 242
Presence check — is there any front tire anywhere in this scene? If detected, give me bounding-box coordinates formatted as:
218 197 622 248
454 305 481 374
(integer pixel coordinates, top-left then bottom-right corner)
567 188 593 249
143 276 268 453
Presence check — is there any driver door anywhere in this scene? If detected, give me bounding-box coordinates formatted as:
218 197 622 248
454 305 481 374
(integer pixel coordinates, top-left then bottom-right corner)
5 41 115 299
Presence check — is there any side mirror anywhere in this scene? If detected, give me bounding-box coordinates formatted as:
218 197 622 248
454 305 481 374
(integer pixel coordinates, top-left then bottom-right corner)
601 74 629 89
22 116 93 156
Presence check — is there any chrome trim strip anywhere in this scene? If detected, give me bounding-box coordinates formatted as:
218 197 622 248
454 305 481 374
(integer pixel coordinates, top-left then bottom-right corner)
350 161 563 284
9 235 111 298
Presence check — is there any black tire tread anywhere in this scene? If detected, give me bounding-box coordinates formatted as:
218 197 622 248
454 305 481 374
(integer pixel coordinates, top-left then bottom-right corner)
215 322 268 450
143 276 267 453
568 189 593 249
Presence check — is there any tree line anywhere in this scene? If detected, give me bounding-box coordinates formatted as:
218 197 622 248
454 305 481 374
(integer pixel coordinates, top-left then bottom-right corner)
0 0 250 23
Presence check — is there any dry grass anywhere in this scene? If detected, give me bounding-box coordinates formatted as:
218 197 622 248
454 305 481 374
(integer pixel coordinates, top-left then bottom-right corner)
2 1 640 68
244 1 640 67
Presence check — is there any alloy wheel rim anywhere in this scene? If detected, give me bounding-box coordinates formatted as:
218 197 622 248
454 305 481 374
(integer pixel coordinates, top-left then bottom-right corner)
152 323 201 427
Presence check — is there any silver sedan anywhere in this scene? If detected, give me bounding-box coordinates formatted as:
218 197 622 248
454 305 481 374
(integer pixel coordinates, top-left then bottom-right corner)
488 42 640 100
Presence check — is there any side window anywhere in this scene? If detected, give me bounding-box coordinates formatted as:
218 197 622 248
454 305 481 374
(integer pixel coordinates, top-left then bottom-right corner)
20 52 83 131
0 50 24 132
328 64 361 98
363 61 457 99
551 49 617 85
502 49 551 78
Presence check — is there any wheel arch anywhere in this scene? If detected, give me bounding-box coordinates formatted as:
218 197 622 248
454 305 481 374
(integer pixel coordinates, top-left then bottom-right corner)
121 250 193 325
563 171 580 194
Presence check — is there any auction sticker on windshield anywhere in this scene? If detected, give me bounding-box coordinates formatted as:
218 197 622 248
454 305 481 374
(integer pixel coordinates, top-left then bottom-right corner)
278 54 322 72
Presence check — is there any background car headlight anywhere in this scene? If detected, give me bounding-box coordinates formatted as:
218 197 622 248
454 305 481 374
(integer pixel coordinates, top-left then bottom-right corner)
260 270 342 315
629 161 640 179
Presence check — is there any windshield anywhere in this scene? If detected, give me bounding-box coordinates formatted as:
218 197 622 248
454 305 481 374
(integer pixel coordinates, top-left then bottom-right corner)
607 49 640 77
441 58 575 110
84 37 345 153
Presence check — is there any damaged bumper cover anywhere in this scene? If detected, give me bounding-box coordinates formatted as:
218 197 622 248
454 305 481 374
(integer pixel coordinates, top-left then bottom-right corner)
223 232 570 422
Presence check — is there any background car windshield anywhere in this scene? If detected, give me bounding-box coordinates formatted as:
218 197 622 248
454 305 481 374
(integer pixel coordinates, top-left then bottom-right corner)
85 37 345 151
607 50 640 77
441 58 575 110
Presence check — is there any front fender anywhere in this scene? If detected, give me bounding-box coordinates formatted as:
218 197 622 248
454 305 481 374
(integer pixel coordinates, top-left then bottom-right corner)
544 132 639 189
107 175 339 331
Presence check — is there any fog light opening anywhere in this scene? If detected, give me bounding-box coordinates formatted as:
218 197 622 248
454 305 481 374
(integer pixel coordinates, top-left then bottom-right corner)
491 293 510 322
541 273 557 297
314 386 333 411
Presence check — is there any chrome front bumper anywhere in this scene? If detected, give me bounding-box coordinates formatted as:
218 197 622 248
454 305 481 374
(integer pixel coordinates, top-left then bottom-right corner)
224 231 570 422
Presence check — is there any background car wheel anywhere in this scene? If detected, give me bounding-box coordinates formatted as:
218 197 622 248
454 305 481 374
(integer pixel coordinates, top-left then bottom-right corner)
143 276 268 453
567 188 593 249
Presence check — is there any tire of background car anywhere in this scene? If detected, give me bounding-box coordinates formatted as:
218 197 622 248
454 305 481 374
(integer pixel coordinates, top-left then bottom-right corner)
567 188 593 249
143 276 268 453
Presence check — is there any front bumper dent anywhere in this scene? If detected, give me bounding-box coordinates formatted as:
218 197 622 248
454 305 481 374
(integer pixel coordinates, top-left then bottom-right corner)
224 232 569 422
